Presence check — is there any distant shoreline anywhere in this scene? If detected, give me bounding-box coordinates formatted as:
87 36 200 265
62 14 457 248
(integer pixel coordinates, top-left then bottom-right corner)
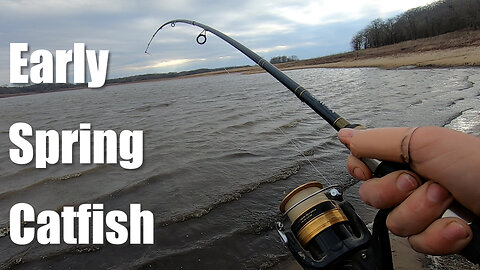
2 29 480 99
250 29 480 71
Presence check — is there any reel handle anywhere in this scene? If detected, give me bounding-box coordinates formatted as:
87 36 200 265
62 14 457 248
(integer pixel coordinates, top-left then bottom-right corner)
368 159 480 264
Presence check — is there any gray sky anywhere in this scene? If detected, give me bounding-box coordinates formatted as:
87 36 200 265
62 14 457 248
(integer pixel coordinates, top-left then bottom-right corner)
0 0 436 86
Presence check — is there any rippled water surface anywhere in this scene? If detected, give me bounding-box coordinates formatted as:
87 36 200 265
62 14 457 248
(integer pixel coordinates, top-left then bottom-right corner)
0 68 479 269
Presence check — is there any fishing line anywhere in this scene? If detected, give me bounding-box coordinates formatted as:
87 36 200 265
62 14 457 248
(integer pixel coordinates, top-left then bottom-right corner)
222 67 333 186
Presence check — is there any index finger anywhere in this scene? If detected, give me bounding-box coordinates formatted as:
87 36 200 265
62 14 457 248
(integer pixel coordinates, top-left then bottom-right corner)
338 126 480 215
338 127 416 163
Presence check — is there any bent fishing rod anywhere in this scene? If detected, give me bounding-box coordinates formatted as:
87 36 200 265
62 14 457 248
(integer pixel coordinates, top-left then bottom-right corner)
146 19 479 268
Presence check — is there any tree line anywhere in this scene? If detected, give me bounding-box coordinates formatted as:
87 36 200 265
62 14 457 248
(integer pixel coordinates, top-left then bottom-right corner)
351 0 480 50
270 55 299 64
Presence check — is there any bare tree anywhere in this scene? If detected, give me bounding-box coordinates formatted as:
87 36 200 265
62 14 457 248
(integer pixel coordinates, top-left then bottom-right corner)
270 55 300 64
351 0 480 51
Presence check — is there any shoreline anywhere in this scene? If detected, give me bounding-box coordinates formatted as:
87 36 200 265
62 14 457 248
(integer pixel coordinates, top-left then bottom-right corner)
299 45 480 70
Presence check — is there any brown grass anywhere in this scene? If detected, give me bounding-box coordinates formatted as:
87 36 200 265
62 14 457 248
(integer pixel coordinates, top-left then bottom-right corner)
232 29 480 74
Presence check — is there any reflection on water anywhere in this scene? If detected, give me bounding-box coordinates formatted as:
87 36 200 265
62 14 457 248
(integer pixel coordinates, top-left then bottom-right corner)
445 109 480 135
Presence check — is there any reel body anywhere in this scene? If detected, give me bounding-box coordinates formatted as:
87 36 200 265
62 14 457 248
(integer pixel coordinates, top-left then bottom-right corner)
277 182 393 270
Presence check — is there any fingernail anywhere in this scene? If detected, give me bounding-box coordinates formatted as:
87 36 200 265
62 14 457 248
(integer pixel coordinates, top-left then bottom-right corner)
427 182 451 203
443 221 470 241
353 167 366 179
396 173 418 193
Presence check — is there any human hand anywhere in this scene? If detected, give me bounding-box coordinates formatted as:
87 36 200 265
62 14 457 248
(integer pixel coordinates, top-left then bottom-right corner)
337 126 480 255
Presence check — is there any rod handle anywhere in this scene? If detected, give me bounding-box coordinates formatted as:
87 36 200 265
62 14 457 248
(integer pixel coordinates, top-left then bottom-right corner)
370 159 480 264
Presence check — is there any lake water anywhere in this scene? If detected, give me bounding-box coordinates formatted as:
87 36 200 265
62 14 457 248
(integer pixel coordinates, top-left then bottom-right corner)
0 68 479 269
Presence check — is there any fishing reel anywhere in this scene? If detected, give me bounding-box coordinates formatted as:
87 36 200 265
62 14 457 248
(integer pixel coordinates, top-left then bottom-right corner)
277 182 393 270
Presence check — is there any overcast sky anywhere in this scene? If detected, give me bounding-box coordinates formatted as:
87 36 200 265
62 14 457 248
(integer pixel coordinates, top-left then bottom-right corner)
0 0 437 86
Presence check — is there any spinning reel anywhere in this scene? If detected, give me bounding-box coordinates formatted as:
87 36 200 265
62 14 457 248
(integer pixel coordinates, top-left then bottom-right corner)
277 182 393 270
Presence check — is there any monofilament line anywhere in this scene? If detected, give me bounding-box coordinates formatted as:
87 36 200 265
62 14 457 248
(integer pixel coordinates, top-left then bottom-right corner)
222 67 333 186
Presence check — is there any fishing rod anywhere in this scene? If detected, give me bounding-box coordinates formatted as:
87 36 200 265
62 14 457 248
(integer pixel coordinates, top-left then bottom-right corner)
146 20 346 130
146 19 479 268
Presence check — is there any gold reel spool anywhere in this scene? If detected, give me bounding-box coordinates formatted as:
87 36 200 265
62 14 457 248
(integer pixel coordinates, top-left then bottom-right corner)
280 182 349 246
